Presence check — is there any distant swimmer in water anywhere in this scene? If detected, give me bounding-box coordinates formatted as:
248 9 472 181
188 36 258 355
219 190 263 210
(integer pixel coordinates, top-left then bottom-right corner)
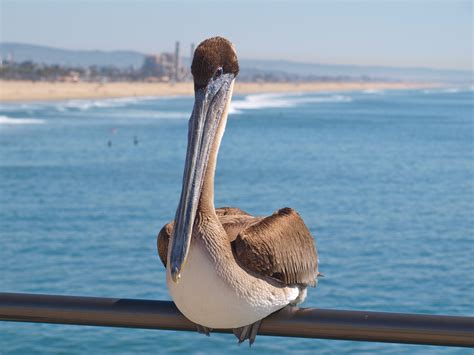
108 140 112 147
134 136 139 145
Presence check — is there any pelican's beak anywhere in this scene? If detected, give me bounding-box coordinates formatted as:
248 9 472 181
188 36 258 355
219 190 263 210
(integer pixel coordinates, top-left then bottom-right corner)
169 72 235 282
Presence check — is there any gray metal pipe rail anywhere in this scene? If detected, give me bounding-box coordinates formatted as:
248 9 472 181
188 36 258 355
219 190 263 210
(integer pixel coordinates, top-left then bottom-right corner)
1 292 473 347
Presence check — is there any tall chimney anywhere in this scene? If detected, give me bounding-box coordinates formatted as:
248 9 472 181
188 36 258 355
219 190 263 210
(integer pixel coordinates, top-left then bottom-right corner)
190 43 195 60
174 41 180 82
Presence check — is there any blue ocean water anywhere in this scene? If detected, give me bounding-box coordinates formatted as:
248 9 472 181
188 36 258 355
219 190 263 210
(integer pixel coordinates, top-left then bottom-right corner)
0 87 473 354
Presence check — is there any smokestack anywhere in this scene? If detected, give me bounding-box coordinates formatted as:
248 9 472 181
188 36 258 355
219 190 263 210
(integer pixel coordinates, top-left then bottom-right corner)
174 41 180 82
190 43 195 60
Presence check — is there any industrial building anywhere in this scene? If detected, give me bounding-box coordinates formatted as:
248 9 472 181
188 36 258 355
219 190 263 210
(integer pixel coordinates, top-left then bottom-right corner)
141 41 191 82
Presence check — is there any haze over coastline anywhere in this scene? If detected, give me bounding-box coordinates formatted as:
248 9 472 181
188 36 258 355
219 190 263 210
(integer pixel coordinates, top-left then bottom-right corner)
1 42 471 83
2 1 471 71
0 43 465 102
1 1 471 102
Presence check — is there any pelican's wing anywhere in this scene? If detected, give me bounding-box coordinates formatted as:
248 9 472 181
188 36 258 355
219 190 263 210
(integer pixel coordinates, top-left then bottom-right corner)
157 221 174 267
233 208 318 286
215 206 252 217
156 207 255 267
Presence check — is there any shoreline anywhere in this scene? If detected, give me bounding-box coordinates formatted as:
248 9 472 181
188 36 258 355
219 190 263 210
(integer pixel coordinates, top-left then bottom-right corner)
0 80 441 103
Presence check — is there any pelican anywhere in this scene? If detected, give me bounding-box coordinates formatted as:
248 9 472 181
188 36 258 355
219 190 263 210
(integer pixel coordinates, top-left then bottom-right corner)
157 37 319 344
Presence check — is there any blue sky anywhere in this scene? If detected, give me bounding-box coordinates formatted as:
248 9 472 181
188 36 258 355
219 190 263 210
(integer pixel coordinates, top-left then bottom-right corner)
1 0 472 70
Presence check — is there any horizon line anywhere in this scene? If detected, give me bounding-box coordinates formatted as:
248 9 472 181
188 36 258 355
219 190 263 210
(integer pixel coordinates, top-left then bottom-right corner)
1 41 472 73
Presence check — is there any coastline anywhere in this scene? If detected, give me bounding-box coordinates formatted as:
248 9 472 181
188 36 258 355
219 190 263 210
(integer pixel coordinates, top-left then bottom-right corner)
0 80 440 102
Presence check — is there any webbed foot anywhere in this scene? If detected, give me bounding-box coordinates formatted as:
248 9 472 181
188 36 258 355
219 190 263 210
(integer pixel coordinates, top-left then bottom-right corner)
232 319 262 346
196 324 212 336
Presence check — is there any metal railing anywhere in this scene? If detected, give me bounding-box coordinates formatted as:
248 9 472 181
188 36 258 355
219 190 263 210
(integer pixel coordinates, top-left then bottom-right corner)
1 292 473 347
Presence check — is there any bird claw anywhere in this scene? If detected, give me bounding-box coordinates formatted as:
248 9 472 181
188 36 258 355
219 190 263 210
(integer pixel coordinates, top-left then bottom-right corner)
233 319 262 346
195 324 212 336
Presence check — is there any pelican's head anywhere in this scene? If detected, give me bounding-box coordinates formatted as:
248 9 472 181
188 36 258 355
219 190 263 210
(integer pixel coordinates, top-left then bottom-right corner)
170 37 239 282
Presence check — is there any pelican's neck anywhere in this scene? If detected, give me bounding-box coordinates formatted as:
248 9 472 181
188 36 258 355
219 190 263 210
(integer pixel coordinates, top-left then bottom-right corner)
198 82 234 215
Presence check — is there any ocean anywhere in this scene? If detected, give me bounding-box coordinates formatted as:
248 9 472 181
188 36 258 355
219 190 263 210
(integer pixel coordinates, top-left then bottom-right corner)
0 87 473 354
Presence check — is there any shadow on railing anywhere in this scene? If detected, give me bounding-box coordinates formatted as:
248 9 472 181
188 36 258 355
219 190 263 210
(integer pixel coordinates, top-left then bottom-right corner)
1 292 473 347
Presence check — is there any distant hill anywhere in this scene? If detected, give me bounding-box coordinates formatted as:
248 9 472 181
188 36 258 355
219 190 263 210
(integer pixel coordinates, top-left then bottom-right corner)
1 42 471 83
0 43 145 68
236 59 472 84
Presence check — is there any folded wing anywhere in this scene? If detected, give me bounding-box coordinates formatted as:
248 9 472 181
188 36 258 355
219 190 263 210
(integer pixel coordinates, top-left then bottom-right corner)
157 207 318 287
233 207 318 286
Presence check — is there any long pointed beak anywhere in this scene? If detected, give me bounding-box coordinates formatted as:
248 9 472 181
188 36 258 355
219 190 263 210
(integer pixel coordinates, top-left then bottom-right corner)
169 73 235 282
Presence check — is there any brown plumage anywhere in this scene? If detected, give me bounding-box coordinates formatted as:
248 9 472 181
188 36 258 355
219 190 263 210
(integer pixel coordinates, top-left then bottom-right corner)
191 37 240 89
157 207 318 287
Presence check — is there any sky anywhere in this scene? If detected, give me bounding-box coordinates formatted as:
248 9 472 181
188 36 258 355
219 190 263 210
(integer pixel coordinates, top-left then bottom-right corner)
1 0 472 70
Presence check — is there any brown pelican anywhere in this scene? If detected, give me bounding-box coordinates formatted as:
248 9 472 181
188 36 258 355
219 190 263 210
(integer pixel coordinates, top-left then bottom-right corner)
157 37 319 344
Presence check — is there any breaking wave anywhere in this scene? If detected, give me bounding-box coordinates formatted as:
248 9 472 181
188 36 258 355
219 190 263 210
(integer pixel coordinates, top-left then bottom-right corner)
98 109 189 120
53 96 159 111
422 86 473 94
442 88 460 93
229 93 352 114
0 115 45 125
362 89 385 94
0 96 162 114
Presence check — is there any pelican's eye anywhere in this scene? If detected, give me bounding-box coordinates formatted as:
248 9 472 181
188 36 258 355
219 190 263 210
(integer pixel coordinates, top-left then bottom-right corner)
213 67 223 80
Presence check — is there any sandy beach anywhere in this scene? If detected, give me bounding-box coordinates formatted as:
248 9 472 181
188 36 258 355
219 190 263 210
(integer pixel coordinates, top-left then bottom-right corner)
0 80 439 102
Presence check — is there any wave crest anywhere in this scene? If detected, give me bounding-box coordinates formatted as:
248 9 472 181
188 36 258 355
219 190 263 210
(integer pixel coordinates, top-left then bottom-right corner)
230 93 352 114
54 96 159 111
0 115 45 125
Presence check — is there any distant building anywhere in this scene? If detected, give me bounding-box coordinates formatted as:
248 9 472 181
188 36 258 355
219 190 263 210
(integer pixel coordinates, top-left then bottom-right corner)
0 41 200 82
140 53 175 81
140 41 189 82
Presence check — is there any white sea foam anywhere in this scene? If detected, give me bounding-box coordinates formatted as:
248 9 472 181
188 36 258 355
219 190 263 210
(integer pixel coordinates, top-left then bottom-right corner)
54 96 159 111
99 110 189 120
0 115 45 125
422 87 472 94
1 96 188 124
229 93 352 114
299 95 353 104
0 103 43 112
443 88 460 93
362 89 385 95
0 96 167 114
